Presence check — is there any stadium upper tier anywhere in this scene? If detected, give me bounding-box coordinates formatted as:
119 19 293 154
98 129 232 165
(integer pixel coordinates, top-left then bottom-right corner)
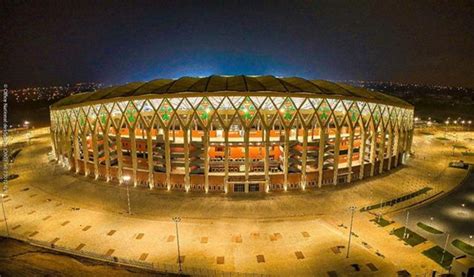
51 75 412 109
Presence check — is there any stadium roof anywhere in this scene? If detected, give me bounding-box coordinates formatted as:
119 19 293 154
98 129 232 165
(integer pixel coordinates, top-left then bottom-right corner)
51 75 413 109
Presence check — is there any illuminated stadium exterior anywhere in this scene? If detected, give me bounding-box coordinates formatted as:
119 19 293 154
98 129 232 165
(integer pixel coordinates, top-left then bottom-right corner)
50 75 414 193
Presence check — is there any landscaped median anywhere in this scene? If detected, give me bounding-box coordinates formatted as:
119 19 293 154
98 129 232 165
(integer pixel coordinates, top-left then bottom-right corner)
392 227 427 247
370 217 394 227
422 246 454 268
416 222 443 234
451 239 474 256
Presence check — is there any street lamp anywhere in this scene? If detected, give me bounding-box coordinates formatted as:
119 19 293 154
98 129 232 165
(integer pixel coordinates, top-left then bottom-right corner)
122 175 132 215
402 210 410 240
172 216 183 273
440 233 450 265
444 121 449 138
0 193 9 236
346 206 356 258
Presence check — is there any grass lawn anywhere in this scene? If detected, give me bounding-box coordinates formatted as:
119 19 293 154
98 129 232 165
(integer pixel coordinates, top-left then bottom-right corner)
452 239 474 256
453 144 468 149
370 217 393 227
462 151 474 156
416 222 443 234
392 227 427 247
422 246 454 268
420 131 434 135
436 137 449 141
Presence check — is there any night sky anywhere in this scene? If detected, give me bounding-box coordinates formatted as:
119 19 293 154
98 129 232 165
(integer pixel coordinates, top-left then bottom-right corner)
1 1 473 88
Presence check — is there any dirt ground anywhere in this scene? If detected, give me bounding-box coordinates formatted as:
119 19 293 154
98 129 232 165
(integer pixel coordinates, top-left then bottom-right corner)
0 237 176 277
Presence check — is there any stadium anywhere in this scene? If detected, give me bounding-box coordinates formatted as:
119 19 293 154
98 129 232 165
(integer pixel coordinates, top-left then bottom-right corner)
49 75 414 193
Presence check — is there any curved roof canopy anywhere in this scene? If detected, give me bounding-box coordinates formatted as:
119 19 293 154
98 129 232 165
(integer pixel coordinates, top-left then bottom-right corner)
52 75 412 109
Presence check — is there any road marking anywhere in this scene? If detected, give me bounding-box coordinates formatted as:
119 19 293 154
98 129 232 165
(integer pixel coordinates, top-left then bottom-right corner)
167 235 175 242
233 234 242 243
29 231 39 237
139 253 148 261
15 205 23 209
107 230 116 236
12 225 21 230
50 237 60 245
366 263 378 272
30 194 38 198
301 231 310 238
27 210 36 215
42 215 52 221
216 256 225 264
256 254 265 263
295 251 305 259
105 249 115 256
61 221 70 226
136 233 144 240
82 225 91 231
270 233 282 241
75 243 86 251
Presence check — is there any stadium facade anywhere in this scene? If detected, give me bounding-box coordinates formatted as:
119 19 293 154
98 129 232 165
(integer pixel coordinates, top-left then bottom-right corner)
50 75 414 193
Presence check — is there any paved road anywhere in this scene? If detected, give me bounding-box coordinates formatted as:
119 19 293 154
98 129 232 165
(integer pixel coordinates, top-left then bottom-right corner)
393 168 474 257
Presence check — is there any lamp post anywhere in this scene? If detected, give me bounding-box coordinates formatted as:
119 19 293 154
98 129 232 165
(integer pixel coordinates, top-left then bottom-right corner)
444 121 449 138
172 216 183 274
402 210 410 240
440 233 450 266
122 175 131 215
346 206 356 258
0 193 9 236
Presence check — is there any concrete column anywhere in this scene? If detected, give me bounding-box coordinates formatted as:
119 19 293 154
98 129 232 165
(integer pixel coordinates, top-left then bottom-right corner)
369 127 377 177
116 129 123 182
359 127 366 180
386 129 394 170
333 128 341 185
91 126 99 179
224 128 229 193
264 128 270 192
104 126 110 181
301 127 308 190
378 129 386 174
146 128 154 189
164 127 171 190
318 126 325 188
283 128 290 191
73 128 80 173
66 130 73 164
203 128 209 193
183 127 190 192
393 129 400 167
244 128 250 192
81 130 89 176
347 125 355 183
130 127 138 187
